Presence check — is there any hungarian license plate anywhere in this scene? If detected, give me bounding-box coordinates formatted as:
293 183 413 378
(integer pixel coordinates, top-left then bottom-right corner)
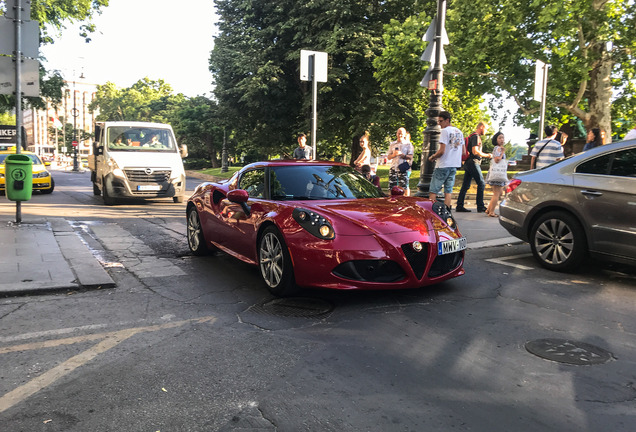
137 185 161 191
437 237 467 255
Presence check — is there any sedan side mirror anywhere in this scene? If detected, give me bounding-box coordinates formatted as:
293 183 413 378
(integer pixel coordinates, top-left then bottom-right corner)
390 186 405 196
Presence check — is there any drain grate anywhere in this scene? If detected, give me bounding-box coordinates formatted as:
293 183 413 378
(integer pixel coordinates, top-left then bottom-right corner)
253 297 334 318
525 338 614 365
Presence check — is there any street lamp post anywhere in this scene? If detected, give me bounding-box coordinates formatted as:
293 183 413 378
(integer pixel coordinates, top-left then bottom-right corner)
416 0 447 197
72 82 79 172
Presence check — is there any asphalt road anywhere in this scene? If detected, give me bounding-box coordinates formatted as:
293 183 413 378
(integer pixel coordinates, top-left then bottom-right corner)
1 168 635 431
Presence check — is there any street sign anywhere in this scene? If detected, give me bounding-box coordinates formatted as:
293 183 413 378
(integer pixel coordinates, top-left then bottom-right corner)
300 50 328 82
72 141 78 147
3 0 32 19
534 60 548 102
0 56 40 96
0 19 39 58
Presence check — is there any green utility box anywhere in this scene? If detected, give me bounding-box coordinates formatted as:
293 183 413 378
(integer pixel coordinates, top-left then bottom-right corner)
5 154 33 201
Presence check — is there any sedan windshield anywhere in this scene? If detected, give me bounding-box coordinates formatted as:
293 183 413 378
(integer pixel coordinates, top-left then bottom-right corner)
270 165 383 200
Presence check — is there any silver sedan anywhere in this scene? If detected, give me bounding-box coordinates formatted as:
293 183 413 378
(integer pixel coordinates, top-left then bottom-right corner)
499 139 636 271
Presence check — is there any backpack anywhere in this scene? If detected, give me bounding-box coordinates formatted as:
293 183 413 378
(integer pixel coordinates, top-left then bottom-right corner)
462 132 477 162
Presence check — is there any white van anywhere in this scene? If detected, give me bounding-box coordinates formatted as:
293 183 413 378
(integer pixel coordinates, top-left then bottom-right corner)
88 121 188 205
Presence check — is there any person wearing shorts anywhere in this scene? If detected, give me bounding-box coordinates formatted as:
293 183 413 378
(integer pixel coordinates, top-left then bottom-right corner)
428 111 464 209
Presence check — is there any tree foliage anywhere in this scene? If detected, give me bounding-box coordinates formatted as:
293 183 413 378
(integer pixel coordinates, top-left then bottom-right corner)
447 0 636 140
0 0 109 113
89 78 184 123
210 0 434 160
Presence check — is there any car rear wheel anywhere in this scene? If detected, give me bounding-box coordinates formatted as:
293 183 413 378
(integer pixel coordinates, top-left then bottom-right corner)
258 226 297 296
530 211 587 271
187 207 210 256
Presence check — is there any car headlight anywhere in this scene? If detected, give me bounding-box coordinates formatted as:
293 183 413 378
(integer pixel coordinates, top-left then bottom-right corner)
107 158 125 178
33 171 50 178
293 208 335 240
432 201 457 229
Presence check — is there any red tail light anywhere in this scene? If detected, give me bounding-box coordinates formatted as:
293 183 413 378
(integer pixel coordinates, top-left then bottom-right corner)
506 178 522 193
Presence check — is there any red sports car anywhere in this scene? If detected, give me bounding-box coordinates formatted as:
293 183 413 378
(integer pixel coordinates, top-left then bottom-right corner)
186 160 466 296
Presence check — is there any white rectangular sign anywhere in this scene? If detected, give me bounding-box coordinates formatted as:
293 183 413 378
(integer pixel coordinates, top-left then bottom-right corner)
0 19 40 58
300 50 328 82
534 60 547 102
0 56 40 96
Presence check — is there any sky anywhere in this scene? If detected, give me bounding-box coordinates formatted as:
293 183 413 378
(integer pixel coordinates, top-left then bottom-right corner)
39 0 218 97
39 0 530 146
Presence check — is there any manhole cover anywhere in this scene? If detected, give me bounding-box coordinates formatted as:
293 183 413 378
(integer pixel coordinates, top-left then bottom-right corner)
255 297 334 318
525 338 614 365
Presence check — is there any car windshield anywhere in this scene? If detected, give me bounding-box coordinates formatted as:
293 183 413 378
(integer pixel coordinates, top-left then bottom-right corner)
269 165 383 200
106 127 176 152
0 153 42 164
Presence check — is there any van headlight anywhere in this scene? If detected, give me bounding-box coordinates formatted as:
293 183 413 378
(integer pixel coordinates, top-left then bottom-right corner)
107 159 125 178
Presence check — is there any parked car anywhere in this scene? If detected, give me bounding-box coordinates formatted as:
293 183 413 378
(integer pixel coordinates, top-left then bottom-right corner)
499 139 636 271
186 160 466 296
0 149 55 195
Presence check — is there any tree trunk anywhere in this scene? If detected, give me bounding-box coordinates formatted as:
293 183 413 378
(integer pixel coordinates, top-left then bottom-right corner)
586 46 613 142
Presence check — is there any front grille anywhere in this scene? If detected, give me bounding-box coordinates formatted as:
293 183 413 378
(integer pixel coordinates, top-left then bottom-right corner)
401 243 430 279
428 252 463 278
124 169 171 183
333 260 405 282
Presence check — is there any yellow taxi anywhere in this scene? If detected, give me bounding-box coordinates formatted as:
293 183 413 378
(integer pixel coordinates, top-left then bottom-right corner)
0 148 55 195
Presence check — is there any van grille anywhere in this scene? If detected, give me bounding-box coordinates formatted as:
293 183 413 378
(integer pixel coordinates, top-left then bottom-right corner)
124 169 171 183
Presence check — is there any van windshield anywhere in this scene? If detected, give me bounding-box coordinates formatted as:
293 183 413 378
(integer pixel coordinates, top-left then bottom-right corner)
107 127 176 152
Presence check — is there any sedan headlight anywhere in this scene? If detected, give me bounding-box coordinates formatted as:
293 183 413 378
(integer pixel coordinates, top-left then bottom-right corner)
293 208 335 240
33 171 50 178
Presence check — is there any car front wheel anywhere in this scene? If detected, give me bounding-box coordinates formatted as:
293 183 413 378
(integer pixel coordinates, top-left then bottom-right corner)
187 207 211 256
530 211 587 271
258 226 296 296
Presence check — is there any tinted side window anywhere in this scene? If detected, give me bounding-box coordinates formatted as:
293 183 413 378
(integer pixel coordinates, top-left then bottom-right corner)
577 154 610 175
238 169 265 198
609 148 636 178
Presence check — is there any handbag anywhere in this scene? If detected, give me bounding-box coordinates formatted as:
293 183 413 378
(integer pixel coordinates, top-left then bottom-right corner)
398 161 411 173
487 158 508 183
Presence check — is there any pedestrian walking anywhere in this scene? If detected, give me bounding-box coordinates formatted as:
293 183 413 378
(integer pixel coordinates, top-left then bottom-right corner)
455 121 492 213
428 111 464 209
530 125 563 169
484 132 508 217
293 133 312 160
387 127 414 195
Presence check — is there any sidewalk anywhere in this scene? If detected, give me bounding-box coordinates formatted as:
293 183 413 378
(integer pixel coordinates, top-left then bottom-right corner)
0 202 519 298
0 216 115 296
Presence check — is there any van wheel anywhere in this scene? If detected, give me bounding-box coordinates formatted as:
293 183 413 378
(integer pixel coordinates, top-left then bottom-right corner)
173 195 185 203
102 178 116 206
93 182 101 195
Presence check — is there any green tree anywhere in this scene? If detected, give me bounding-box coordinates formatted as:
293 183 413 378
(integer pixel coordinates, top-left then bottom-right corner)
0 0 109 113
170 96 225 167
447 0 636 140
210 0 421 160
89 78 184 122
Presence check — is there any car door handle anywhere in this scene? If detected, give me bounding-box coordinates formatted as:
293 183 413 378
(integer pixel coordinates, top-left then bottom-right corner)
581 190 603 198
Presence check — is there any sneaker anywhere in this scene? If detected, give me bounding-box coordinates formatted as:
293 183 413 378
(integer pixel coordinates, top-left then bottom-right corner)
477 207 487 213
455 206 471 212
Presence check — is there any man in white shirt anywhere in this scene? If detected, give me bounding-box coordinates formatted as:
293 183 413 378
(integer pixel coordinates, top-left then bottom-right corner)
428 111 464 208
530 125 564 169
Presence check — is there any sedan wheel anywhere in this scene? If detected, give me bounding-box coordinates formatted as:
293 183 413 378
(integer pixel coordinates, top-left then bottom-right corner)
530 211 587 271
187 207 210 256
258 226 296 296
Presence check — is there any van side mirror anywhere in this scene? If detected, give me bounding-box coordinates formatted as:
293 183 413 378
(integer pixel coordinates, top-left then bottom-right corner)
96 145 104 156
180 144 188 158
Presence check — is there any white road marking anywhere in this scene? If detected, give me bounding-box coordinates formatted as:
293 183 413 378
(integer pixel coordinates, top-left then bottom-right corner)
485 253 535 270
0 316 216 414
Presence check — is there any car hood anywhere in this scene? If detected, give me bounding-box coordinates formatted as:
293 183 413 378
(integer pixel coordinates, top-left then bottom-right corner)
303 197 445 236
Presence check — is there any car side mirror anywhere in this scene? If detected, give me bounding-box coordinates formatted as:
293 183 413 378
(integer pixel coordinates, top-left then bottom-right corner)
227 189 250 216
